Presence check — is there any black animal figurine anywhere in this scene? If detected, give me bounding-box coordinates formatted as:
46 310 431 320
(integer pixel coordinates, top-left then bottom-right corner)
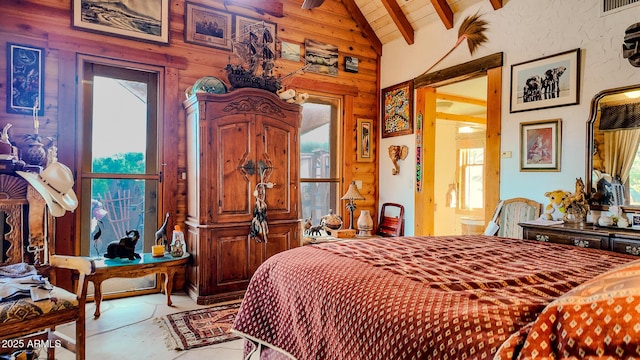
104 230 141 260
155 212 170 250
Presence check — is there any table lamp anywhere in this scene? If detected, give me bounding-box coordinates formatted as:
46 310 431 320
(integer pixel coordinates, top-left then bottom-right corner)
341 181 365 230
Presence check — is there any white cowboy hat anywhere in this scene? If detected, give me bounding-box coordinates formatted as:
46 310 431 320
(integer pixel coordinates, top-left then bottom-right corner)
17 162 78 217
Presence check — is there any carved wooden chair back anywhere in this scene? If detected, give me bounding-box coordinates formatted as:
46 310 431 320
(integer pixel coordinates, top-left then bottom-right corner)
0 174 94 360
376 203 405 237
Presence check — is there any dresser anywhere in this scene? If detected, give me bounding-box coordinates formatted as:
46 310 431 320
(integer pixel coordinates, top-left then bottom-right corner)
520 222 640 256
183 89 302 304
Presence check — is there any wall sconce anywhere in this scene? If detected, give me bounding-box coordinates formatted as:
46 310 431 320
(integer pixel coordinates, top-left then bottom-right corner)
341 181 365 229
388 145 408 175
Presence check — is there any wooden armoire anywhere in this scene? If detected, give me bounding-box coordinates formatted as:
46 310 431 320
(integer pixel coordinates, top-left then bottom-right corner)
183 88 301 304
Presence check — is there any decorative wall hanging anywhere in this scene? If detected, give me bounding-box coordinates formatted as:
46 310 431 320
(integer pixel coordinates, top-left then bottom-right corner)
304 39 338 77
281 41 301 62
382 80 414 138
345 56 358 73
419 13 488 76
73 0 169 44
388 145 409 175
520 118 562 172
7 43 44 116
356 118 373 162
623 22 640 67
415 112 423 192
510 49 580 113
184 2 232 50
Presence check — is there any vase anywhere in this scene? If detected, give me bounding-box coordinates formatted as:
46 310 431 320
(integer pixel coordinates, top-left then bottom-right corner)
357 210 374 237
24 140 47 166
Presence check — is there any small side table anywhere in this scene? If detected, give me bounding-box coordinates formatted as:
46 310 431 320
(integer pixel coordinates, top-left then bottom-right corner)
86 252 190 318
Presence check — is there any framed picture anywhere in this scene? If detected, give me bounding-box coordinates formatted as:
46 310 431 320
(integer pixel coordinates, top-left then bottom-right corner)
7 43 44 116
235 15 277 57
632 213 640 229
345 56 358 73
304 39 338 76
184 2 232 51
356 118 373 162
281 41 300 62
72 0 169 44
520 119 562 171
510 48 580 113
382 80 414 138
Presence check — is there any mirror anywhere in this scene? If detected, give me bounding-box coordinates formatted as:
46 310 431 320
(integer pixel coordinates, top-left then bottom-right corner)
586 83 640 209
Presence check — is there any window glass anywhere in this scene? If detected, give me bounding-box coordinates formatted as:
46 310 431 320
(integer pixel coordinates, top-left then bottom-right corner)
300 96 341 222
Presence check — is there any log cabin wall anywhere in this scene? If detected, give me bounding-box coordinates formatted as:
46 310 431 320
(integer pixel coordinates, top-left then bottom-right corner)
0 0 380 258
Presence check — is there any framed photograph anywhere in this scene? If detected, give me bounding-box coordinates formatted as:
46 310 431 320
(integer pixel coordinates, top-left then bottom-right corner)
356 118 373 162
520 119 562 171
632 213 640 229
510 49 580 113
345 56 358 73
235 15 277 57
382 80 414 138
7 43 44 116
304 39 338 77
184 2 232 50
72 0 169 44
281 41 300 62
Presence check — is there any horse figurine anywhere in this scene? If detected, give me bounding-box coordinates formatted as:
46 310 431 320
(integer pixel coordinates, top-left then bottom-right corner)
563 178 590 222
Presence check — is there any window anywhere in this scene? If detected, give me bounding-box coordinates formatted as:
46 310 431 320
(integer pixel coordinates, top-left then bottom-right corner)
78 59 162 295
299 94 342 222
457 127 485 210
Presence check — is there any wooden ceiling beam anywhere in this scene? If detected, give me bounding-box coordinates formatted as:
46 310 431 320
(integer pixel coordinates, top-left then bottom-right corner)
223 0 284 17
488 0 503 10
342 0 383 56
381 0 415 45
430 0 454 29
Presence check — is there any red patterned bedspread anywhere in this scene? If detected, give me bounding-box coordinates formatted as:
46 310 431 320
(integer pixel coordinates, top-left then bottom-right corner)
232 235 637 360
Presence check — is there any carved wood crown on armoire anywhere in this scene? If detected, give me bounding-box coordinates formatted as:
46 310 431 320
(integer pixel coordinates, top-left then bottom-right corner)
183 88 301 304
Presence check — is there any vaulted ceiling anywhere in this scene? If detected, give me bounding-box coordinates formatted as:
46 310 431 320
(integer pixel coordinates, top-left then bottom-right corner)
245 0 503 56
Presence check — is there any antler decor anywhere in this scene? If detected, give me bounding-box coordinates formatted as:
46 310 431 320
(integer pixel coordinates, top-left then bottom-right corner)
419 13 489 76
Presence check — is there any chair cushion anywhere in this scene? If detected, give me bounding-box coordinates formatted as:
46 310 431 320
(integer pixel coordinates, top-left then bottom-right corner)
0 286 78 325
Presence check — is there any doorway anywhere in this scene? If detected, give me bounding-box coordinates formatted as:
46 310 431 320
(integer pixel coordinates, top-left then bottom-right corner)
78 57 163 298
414 54 502 236
433 78 487 235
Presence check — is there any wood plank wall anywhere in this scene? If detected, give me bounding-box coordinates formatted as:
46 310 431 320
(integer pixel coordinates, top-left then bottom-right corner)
0 0 381 256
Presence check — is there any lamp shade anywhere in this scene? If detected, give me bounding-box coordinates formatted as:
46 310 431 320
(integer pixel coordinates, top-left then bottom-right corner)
341 181 365 200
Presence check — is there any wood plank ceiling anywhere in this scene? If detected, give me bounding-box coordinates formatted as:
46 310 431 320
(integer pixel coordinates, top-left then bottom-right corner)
349 0 502 46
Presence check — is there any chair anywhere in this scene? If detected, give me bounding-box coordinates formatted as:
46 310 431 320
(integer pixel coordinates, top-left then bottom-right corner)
0 174 95 360
376 203 405 237
494 197 542 239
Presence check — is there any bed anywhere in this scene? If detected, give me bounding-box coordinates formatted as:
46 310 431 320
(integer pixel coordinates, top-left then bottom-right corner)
232 235 640 359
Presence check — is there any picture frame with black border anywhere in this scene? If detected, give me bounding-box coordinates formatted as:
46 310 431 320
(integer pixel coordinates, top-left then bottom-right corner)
345 56 358 73
7 43 45 116
510 48 580 113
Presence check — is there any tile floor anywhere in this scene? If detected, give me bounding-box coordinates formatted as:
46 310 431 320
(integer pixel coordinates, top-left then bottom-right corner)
55 292 245 360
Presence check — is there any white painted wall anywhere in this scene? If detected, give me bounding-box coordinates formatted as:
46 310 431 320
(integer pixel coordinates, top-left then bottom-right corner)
380 0 640 235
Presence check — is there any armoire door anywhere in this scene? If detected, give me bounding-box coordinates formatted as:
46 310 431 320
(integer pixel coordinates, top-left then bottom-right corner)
256 115 299 221
212 114 254 224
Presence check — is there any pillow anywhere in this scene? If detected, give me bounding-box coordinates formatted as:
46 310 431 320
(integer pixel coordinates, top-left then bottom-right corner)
514 258 640 359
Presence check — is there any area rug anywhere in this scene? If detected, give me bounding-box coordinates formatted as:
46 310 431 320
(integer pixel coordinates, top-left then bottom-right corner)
155 302 242 350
